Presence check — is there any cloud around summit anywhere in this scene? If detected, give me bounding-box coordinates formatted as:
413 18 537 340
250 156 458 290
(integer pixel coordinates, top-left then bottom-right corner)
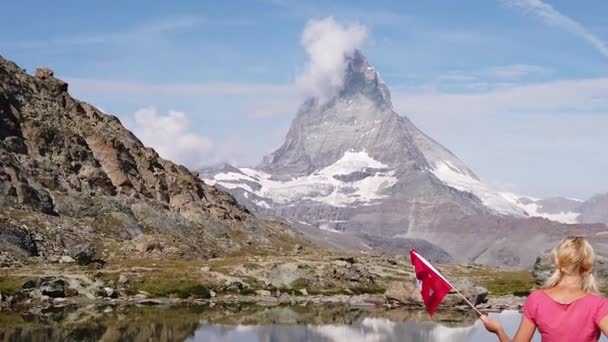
295 17 368 101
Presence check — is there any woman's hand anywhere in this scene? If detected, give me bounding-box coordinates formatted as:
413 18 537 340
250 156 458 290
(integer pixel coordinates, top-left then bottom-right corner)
480 315 504 334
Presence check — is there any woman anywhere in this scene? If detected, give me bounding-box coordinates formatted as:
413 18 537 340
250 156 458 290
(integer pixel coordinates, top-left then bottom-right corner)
481 236 608 341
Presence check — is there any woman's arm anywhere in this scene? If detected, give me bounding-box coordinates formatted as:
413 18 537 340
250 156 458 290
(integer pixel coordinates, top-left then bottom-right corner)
481 314 536 342
598 316 608 336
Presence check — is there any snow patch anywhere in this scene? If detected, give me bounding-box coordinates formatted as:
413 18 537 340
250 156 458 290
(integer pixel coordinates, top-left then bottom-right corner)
206 151 397 208
430 161 526 216
252 199 270 209
500 193 581 224
319 224 343 234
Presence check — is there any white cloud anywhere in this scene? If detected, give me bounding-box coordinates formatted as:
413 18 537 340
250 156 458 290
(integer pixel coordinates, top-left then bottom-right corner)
487 64 550 79
504 0 608 57
130 107 213 169
296 17 368 101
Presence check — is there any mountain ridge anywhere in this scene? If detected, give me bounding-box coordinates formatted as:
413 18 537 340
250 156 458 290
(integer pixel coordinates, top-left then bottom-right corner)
0 55 308 263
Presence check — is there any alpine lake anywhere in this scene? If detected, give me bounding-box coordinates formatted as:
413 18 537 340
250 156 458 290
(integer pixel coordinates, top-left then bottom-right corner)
3 302 604 342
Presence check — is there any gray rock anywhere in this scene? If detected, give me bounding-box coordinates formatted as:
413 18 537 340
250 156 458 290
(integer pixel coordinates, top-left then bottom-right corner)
118 274 128 285
532 253 555 286
255 290 272 297
298 288 308 296
384 281 422 305
60 255 75 264
444 279 488 306
40 279 65 298
69 243 95 265
0 223 38 256
132 235 161 253
99 287 118 298
47 255 60 264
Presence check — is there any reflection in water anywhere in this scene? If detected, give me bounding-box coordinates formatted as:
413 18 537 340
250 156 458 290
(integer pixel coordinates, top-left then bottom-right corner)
2 304 606 341
189 317 477 342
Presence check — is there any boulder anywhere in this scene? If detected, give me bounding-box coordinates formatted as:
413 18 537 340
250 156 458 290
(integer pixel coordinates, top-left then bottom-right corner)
132 235 161 253
69 243 95 265
60 255 75 264
444 279 488 306
255 290 272 297
40 279 65 298
0 223 38 256
98 287 118 298
384 281 422 305
34 67 55 79
532 253 555 286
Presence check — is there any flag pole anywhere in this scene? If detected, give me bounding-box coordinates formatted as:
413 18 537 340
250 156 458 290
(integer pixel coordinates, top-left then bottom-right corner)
452 287 483 316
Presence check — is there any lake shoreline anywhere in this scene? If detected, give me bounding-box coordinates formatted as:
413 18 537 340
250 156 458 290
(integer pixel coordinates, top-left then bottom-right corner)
1 288 526 315
0 254 530 316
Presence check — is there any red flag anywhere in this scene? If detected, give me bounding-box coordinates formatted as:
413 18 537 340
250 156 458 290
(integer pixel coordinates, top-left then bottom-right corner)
410 249 454 316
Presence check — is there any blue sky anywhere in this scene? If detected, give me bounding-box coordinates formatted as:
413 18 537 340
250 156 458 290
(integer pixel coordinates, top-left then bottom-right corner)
1 0 607 199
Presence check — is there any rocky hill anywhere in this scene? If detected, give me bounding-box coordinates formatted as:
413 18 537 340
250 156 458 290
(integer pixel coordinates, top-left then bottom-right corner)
204 50 608 267
0 55 307 265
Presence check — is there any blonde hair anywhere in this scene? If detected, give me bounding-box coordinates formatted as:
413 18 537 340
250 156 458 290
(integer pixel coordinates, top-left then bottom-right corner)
543 236 599 293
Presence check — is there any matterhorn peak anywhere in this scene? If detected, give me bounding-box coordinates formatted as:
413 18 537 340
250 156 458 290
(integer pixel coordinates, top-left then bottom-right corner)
339 49 392 108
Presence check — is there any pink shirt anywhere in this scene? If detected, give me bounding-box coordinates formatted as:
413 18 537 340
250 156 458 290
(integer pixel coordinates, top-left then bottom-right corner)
523 290 608 341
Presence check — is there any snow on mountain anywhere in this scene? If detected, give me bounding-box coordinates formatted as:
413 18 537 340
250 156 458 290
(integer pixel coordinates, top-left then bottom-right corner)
205 150 398 208
500 193 582 224
430 161 526 216
429 160 588 224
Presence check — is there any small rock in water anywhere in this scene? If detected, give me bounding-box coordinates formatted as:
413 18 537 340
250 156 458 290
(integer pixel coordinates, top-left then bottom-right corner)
210 290 216 298
118 274 128 285
298 289 308 296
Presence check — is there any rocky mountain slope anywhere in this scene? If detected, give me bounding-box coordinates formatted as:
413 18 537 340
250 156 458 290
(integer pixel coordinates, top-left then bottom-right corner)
204 50 608 267
0 55 307 264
